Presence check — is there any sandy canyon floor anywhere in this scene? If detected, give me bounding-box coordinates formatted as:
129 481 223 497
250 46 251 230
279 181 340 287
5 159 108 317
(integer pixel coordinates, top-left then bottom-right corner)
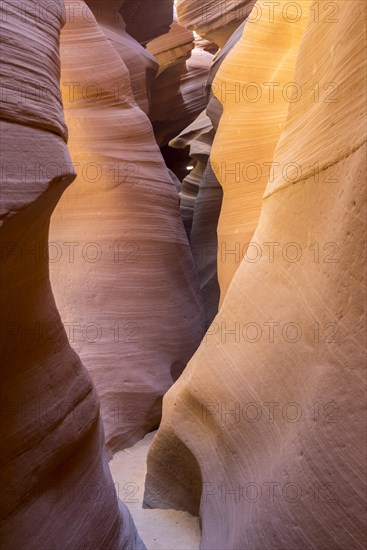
110 432 200 550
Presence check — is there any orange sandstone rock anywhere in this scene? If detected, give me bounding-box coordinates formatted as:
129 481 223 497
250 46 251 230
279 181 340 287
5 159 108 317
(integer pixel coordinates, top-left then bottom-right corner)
144 2 367 549
211 0 311 301
177 0 256 47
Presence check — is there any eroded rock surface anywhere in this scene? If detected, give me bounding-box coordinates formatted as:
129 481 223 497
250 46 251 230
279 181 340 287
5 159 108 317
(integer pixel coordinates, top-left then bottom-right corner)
148 18 213 146
144 2 367 549
0 2 143 548
173 18 250 325
212 0 311 300
50 0 204 454
170 111 220 323
177 0 256 47
120 0 174 44
86 0 158 114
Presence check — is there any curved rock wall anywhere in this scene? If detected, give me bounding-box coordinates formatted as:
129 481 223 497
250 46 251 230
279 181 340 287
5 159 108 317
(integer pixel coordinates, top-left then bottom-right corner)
0 1 143 548
177 0 256 47
144 2 367 549
170 111 219 323
86 0 159 114
49 0 204 454
173 17 252 325
3 0 366 547
120 0 174 44
211 0 311 300
148 21 213 146
170 111 214 238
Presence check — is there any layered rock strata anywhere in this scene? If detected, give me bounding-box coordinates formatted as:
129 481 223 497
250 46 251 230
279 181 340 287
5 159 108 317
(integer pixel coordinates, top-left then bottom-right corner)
148 20 213 145
170 111 214 238
86 0 159 114
211 0 312 300
170 112 220 323
177 0 256 47
0 1 143 548
144 2 367 549
120 0 174 45
173 18 249 324
50 0 204 453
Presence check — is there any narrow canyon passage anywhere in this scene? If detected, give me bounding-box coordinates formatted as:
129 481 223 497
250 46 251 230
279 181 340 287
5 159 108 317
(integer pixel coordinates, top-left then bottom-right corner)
1 1 366 549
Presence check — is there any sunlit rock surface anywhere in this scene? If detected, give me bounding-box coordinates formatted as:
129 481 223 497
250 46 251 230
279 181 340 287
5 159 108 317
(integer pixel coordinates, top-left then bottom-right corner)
177 0 256 47
2 0 366 548
144 2 367 549
212 0 311 300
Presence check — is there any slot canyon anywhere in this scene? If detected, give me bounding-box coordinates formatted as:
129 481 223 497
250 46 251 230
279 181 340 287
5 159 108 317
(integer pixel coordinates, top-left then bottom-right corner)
0 0 366 549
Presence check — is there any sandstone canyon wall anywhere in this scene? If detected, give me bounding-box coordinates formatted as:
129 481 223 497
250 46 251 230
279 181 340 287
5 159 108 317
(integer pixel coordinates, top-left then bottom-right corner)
1 0 366 548
49 0 205 454
0 1 143 548
176 0 256 47
212 0 312 300
86 0 159 115
169 12 255 326
170 111 214 238
145 2 367 549
170 111 220 324
147 19 214 146
120 0 174 45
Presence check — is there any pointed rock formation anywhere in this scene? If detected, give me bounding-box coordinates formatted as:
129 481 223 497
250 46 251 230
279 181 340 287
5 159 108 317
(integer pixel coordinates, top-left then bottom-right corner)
144 2 367 549
49 0 205 454
0 1 143 547
147 20 194 74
